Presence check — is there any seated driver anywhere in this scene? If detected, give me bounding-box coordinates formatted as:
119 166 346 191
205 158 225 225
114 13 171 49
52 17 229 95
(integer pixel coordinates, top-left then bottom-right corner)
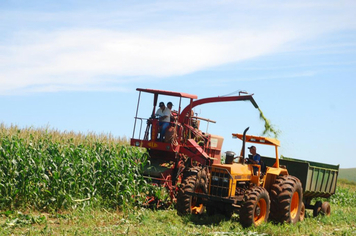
248 145 261 174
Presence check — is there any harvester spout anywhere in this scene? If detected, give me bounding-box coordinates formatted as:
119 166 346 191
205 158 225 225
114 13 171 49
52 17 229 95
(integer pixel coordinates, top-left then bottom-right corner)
250 97 259 108
178 94 259 124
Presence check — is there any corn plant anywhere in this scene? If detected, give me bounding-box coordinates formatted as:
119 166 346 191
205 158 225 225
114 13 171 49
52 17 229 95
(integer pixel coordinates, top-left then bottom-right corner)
0 124 153 211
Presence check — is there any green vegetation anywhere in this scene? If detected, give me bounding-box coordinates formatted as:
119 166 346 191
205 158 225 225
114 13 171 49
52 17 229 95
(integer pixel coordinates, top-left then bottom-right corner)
339 168 356 183
0 123 156 211
0 182 355 235
1 124 355 235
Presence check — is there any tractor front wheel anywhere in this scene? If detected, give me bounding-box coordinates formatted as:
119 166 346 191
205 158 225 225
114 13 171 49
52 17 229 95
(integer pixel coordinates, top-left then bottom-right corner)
176 166 208 215
270 175 303 224
240 186 270 228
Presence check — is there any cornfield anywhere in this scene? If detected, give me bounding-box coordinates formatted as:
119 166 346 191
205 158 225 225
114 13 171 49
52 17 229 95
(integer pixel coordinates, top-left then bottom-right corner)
0 124 154 211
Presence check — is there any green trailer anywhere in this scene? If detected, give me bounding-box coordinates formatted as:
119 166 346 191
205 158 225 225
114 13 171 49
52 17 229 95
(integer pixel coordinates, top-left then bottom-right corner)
261 156 339 218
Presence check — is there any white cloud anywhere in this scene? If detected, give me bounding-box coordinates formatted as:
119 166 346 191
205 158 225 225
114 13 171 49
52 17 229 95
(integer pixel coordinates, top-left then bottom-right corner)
0 0 355 95
0 28 299 95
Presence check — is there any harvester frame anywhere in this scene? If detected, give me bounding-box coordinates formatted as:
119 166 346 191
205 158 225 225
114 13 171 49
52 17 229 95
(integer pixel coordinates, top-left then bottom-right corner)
130 88 258 207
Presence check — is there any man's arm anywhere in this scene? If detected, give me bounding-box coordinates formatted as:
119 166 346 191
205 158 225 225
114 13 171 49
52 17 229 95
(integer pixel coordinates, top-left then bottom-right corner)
159 109 170 121
253 154 261 165
159 115 167 121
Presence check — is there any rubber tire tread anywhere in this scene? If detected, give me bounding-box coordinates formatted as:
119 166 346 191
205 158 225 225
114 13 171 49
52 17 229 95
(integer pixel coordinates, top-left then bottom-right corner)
240 186 270 228
320 201 331 216
299 202 305 222
270 175 303 224
176 166 208 216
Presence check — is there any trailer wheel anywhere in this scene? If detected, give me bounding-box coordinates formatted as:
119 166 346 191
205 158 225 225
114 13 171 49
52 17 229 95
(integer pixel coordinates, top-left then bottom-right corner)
270 175 303 224
313 201 322 217
176 166 208 215
240 186 270 228
320 202 331 216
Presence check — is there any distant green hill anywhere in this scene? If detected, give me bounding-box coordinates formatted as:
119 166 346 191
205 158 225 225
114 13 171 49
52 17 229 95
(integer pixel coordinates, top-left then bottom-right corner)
339 168 356 183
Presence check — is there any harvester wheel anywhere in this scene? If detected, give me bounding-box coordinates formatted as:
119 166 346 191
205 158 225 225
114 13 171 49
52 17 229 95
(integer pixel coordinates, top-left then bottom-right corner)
176 166 208 216
240 186 270 228
320 201 331 216
270 175 303 224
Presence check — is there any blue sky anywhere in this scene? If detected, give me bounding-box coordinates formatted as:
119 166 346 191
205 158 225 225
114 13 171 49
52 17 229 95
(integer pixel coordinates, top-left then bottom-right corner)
1 1 355 168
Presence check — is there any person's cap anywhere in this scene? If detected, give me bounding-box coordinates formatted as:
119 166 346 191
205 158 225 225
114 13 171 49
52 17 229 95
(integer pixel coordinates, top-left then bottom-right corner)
167 102 173 106
248 145 256 149
159 102 164 107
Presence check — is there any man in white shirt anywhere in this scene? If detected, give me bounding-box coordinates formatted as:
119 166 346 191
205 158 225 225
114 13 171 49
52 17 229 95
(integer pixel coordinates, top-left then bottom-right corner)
155 102 171 141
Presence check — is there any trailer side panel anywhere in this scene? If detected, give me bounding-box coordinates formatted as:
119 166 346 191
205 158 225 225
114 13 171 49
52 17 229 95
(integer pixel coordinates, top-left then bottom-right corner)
261 156 339 199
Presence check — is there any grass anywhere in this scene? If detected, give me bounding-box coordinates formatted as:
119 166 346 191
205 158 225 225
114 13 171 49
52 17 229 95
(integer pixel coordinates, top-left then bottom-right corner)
1 181 355 235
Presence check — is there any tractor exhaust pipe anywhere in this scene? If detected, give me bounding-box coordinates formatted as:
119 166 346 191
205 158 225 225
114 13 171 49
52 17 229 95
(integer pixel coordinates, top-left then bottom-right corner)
241 127 249 164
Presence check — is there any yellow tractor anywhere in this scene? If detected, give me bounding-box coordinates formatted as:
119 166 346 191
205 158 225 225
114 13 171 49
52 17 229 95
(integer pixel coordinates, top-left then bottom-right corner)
183 127 303 227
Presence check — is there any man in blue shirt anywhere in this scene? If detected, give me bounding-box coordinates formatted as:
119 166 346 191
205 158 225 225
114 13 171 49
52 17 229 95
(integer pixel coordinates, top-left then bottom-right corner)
248 145 261 175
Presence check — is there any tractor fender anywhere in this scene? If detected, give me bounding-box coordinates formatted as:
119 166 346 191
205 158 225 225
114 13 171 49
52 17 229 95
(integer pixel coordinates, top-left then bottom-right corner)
262 167 289 192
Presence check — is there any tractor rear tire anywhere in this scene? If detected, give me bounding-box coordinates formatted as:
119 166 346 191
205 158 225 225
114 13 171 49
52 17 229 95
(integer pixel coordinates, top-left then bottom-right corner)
299 202 305 222
240 186 270 228
176 166 208 216
270 175 303 224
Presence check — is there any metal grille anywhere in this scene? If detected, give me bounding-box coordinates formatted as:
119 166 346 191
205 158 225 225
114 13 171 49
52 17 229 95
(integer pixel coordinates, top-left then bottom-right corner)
210 168 232 197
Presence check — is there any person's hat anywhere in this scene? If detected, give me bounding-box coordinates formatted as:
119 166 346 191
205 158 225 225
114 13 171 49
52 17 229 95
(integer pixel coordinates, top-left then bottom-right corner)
159 102 164 107
248 145 256 149
167 102 173 106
